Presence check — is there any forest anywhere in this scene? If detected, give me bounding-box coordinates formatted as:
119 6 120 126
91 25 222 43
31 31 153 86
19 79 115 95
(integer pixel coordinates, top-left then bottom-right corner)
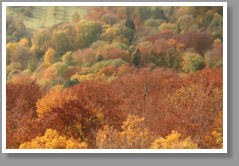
6 6 223 149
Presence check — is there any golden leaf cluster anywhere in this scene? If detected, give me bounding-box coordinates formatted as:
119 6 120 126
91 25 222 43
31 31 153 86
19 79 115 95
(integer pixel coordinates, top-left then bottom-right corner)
20 129 87 149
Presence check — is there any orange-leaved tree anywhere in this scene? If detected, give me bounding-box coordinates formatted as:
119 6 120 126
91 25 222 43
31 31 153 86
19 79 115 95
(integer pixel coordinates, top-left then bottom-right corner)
7 75 45 148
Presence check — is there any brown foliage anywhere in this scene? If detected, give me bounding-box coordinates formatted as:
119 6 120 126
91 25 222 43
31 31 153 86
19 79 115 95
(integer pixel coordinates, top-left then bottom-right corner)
36 80 122 148
174 30 214 55
73 48 97 65
6 6 223 149
145 30 174 43
110 68 183 136
164 68 223 144
86 7 106 21
6 76 45 148
104 48 131 62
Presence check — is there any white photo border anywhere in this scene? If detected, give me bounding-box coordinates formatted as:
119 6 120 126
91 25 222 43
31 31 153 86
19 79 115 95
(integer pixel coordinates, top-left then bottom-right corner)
1 1 228 153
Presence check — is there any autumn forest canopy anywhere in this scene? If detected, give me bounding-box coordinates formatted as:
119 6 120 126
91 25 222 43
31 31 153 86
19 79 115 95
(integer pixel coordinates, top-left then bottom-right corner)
6 6 223 149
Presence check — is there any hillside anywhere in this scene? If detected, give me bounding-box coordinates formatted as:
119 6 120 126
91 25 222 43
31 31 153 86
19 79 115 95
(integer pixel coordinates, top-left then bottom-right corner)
6 6 223 150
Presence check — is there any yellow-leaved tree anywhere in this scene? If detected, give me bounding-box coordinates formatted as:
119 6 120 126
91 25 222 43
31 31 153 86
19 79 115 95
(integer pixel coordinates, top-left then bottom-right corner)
150 130 198 149
96 114 153 149
19 129 87 149
43 47 57 65
202 128 223 149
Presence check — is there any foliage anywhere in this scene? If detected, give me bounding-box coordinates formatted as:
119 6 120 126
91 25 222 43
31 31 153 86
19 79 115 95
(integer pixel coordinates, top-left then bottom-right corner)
132 49 141 67
6 15 27 42
32 29 52 52
120 26 135 43
6 40 32 69
205 43 223 68
153 7 167 20
63 78 79 88
96 114 153 149
51 29 74 56
19 129 87 149
6 76 44 148
177 15 194 32
125 18 135 31
137 7 152 21
145 18 160 27
90 40 107 50
100 27 121 43
43 47 57 65
61 51 75 65
201 128 223 149
73 48 97 65
174 30 214 55
182 52 205 73
167 68 223 144
79 21 102 47
91 58 126 73
159 23 177 34
102 14 120 26
151 130 198 149
6 6 223 149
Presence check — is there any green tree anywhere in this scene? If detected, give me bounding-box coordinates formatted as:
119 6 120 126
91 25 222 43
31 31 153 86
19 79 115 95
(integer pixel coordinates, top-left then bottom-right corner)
177 15 194 32
145 18 160 27
125 18 135 31
121 26 135 43
97 54 104 62
27 55 38 72
80 21 102 47
137 7 152 21
32 29 52 52
182 52 205 73
63 78 79 88
209 13 223 40
101 14 119 26
132 49 141 67
62 51 75 66
51 29 74 56
153 7 167 21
